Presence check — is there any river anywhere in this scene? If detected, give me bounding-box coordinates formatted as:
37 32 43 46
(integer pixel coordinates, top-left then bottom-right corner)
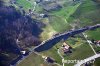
10 24 100 66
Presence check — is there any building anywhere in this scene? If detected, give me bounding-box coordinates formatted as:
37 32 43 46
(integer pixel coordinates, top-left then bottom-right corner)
62 42 72 54
96 40 100 47
91 40 100 47
42 56 55 63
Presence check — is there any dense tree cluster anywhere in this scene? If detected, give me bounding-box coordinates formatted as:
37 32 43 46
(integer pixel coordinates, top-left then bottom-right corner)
0 1 45 65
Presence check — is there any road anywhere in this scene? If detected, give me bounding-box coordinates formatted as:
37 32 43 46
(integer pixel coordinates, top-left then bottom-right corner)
74 54 100 66
74 33 98 66
10 24 100 66
57 48 65 66
82 33 97 54
10 1 100 65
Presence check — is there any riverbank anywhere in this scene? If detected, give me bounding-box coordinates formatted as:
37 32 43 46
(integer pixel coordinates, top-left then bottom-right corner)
10 24 100 66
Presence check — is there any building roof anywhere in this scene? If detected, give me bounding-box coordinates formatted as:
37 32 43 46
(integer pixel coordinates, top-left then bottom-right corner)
97 40 100 44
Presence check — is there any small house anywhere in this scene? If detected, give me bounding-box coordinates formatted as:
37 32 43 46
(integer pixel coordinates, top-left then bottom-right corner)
62 42 72 54
42 56 55 63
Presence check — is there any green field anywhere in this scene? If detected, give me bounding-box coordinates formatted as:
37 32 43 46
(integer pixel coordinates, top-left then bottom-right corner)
17 53 48 66
86 28 100 40
66 36 85 48
68 0 100 27
94 58 100 66
49 16 72 32
64 43 95 66
40 46 62 64
48 2 81 32
16 0 100 66
64 43 94 59
86 28 100 53
16 0 33 11
40 18 57 40
17 47 62 66
68 0 100 57
50 2 81 20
